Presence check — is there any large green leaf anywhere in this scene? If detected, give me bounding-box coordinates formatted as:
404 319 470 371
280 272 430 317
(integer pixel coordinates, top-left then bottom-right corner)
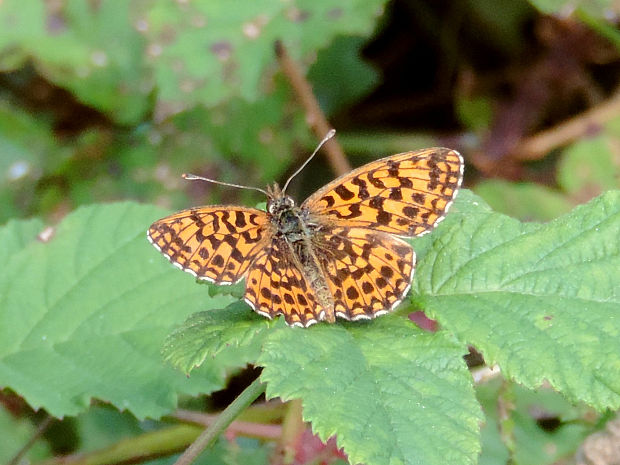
0 216 44 264
142 0 386 115
259 319 482 465
0 203 240 418
0 0 149 124
413 190 620 410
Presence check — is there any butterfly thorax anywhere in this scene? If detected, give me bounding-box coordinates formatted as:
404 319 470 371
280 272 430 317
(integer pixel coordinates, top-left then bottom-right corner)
266 183 336 322
267 186 303 236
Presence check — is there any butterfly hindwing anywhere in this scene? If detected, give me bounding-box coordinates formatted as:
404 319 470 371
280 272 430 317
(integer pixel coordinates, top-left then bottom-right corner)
314 226 415 321
244 237 325 327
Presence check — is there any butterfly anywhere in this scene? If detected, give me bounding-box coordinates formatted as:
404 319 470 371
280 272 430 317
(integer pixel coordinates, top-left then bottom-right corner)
148 131 463 327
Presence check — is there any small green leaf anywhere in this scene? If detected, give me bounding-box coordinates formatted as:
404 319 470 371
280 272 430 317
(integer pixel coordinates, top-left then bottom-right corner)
477 378 592 465
0 102 66 222
527 0 615 18
476 380 510 465
456 96 493 132
475 180 573 221
0 407 50 461
0 103 58 185
259 318 482 465
163 302 272 374
309 36 379 117
511 383 591 465
558 131 620 196
413 190 620 410
0 203 238 418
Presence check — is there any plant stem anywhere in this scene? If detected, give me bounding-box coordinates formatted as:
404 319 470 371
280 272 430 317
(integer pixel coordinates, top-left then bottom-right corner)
36 424 203 465
171 409 282 440
8 416 53 465
271 399 305 465
274 40 351 176
173 376 267 465
515 87 620 160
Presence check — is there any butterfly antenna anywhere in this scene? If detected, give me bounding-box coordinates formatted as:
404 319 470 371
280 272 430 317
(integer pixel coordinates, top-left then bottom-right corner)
182 174 269 197
282 129 336 194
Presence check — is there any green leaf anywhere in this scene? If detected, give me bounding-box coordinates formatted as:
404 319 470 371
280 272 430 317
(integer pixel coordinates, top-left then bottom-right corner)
0 103 58 185
259 318 482 465
0 0 149 124
0 216 44 265
511 383 591 465
476 379 510 465
0 407 51 461
0 203 239 419
477 378 592 465
164 86 308 185
308 36 379 117
74 405 143 452
456 96 493 132
475 180 573 222
412 190 620 411
526 0 620 49
0 102 66 222
222 437 272 465
527 0 615 18
557 130 620 197
143 0 386 114
162 302 273 374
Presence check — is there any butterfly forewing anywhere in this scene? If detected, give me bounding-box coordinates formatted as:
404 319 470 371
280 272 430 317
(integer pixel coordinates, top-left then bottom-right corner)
147 207 270 283
302 148 463 237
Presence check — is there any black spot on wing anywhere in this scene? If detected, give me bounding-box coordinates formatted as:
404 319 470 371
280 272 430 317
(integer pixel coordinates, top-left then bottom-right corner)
234 211 247 227
352 177 370 200
335 184 355 201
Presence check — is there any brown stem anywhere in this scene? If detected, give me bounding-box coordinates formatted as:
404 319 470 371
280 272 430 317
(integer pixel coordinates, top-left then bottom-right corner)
275 40 351 176
171 410 282 440
35 424 202 465
8 415 54 465
514 88 620 161
271 399 305 465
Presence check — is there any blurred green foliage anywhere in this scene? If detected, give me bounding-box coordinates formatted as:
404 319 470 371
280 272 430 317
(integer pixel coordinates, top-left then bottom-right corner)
477 377 593 465
0 0 384 224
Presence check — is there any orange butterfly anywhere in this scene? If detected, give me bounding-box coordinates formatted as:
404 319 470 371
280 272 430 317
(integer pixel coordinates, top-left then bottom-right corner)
148 131 463 327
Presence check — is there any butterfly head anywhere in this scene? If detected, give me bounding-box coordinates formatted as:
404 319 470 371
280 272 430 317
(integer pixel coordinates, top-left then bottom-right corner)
266 183 296 215
266 130 335 219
